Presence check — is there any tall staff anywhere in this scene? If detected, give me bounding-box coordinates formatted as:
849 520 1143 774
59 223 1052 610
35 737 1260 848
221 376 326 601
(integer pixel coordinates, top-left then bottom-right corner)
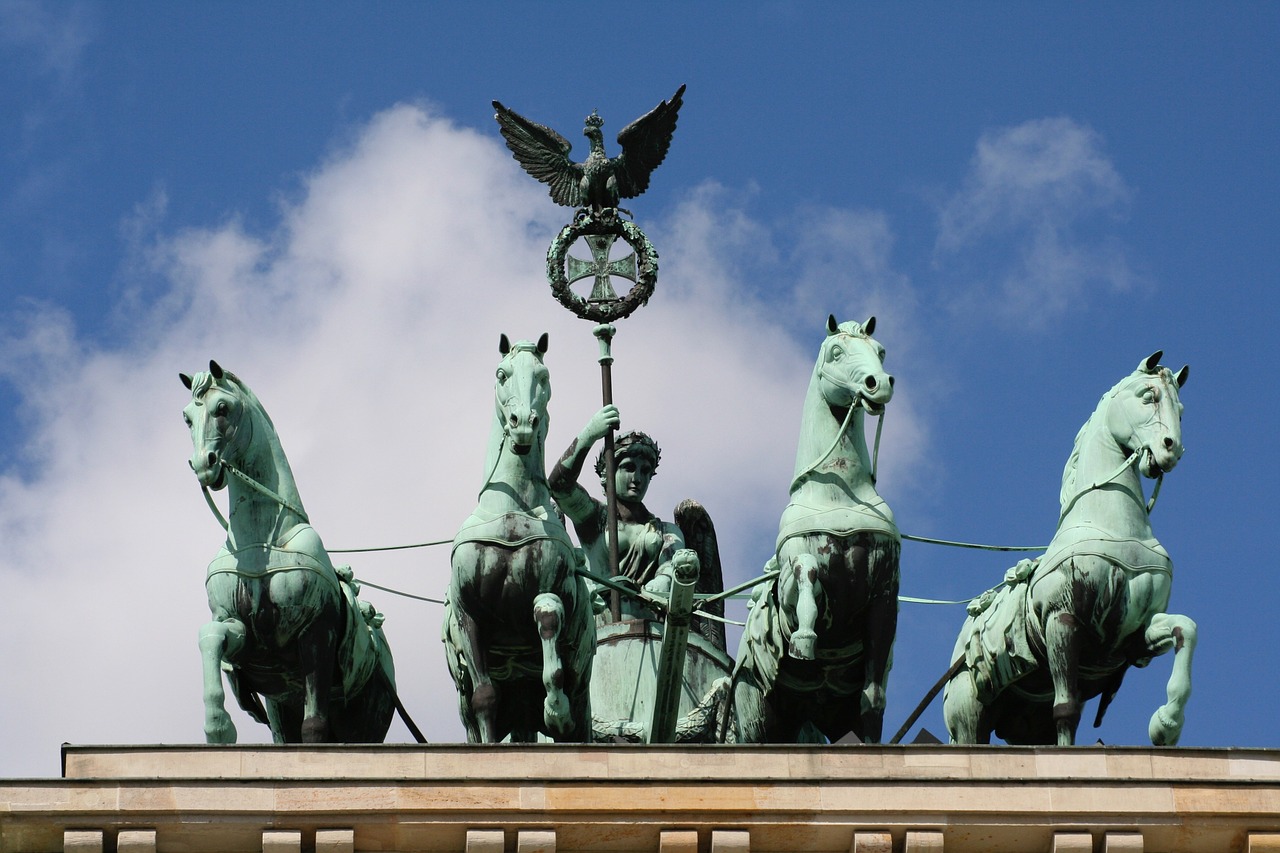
594 323 621 617
493 86 685 618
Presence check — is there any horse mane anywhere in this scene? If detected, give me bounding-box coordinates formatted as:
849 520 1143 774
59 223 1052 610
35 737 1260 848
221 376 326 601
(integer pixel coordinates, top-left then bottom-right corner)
1058 371 1139 509
222 370 277 433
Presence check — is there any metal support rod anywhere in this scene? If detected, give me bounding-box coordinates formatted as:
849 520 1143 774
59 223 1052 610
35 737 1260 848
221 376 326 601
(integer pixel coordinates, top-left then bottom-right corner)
648 553 698 743
889 656 964 745
594 323 621 621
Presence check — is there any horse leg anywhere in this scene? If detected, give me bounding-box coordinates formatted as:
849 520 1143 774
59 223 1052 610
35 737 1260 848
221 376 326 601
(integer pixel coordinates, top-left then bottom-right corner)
197 618 245 744
1046 610 1083 745
942 667 980 744
1144 613 1198 746
730 668 769 744
451 606 499 743
533 592 572 737
787 553 820 660
859 588 897 743
297 621 335 743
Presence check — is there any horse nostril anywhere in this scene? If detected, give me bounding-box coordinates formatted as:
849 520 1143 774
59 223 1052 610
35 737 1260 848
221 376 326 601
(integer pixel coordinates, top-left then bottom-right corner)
1163 436 1174 450
865 376 878 391
887 375 895 388
207 452 218 467
509 413 519 428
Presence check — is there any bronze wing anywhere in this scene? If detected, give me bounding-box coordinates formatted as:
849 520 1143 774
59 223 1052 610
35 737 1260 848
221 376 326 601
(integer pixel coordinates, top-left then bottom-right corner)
492 100 584 208
674 496 726 652
612 84 686 200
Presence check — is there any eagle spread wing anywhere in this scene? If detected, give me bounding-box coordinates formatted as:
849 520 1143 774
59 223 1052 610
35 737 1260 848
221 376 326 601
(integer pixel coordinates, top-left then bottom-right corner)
674 496 726 652
614 84 686 200
492 100 584 208
493 85 685 210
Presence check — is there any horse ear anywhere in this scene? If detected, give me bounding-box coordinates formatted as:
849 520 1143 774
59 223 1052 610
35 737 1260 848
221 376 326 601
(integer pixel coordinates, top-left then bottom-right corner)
499 334 511 355
1176 364 1190 387
827 314 839 336
1139 351 1163 373
209 360 224 380
179 373 193 390
537 332 549 354
863 316 877 336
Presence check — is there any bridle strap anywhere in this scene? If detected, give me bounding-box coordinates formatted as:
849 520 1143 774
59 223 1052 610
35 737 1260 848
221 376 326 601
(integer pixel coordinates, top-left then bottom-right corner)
198 459 310 530
791 392 858 492
202 484 230 532
870 405 885 485
1057 448 1144 525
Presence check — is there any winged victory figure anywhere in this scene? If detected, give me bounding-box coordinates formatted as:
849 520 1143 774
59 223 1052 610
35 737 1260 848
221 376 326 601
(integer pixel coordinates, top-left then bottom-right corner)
493 84 686 214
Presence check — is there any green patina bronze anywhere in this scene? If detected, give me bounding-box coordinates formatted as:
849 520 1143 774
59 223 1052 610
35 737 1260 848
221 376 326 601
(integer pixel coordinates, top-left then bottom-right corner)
443 335 596 743
495 87 681 323
943 353 1194 746
547 407 729 743
181 362 401 744
730 315 900 744
491 88 730 743
493 85 684 215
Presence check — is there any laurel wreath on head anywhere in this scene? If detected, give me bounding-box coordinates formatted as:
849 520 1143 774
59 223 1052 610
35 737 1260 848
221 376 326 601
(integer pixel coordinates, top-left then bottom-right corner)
546 211 658 322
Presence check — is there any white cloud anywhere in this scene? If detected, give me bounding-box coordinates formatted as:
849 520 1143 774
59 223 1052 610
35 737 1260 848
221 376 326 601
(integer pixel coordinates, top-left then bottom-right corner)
0 1 94 91
0 103 929 774
935 117 1138 326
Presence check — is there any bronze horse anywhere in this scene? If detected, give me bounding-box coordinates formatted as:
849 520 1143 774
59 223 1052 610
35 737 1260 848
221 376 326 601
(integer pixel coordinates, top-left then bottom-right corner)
183 362 399 743
444 335 595 742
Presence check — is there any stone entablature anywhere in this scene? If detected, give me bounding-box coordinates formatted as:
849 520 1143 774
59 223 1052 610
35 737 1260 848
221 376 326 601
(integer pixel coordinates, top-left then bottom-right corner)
3 745 1280 852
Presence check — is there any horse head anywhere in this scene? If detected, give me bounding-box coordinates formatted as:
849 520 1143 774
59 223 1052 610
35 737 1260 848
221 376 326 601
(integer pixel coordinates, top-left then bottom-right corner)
496 333 551 456
180 360 252 490
1106 351 1189 478
817 314 894 415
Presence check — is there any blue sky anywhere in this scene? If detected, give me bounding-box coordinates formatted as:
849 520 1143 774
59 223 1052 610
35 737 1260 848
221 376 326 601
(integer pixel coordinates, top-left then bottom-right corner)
1 3 1277 775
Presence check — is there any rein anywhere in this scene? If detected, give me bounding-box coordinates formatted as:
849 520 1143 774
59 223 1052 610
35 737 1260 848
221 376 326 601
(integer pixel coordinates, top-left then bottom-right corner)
1056 447 1157 525
199 458 310 532
790 378 873 491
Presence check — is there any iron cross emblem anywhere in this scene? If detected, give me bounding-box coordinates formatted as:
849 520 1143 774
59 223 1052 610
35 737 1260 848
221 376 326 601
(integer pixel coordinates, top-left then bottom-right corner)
565 234 638 303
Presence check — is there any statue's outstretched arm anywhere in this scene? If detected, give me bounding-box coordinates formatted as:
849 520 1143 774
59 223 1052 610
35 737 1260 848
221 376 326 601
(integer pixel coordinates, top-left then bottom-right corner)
549 405 620 525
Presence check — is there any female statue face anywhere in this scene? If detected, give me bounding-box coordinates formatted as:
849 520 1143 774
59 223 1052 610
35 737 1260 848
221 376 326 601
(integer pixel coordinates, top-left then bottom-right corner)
614 453 655 503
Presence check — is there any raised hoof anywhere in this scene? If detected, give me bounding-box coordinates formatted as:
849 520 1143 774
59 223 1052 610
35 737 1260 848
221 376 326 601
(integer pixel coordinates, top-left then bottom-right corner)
788 629 817 660
544 690 571 733
1149 705 1183 746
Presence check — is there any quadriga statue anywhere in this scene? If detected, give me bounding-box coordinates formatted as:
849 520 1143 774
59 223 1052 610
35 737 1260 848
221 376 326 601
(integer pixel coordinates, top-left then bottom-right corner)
181 361 399 743
943 352 1194 746
730 315 899 744
443 335 595 742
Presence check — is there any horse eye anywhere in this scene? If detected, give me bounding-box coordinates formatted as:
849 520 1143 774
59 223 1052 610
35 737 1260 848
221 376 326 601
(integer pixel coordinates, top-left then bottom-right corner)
214 402 229 417
496 369 507 382
829 347 843 361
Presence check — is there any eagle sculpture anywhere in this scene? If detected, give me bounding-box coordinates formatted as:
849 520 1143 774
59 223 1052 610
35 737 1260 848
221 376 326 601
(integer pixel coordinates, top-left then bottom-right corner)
493 84 686 213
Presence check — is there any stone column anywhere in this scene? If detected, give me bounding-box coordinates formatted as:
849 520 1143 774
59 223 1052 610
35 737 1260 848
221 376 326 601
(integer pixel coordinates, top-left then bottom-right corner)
62 831 103 853
1103 832 1143 852
517 830 556 852
466 829 505 852
852 831 893 853
1052 832 1092 852
711 829 750 851
262 830 302 853
116 830 156 853
660 830 700 853
905 829 945 851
